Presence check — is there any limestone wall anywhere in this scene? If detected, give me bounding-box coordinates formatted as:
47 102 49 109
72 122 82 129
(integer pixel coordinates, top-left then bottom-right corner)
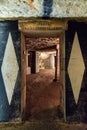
0 0 87 19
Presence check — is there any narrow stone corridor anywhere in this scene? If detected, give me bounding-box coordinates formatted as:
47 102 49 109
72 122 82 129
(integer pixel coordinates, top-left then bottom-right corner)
26 69 61 120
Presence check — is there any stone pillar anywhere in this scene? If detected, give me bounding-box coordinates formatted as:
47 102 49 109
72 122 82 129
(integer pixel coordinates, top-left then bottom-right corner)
49 54 55 69
36 51 39 73
54 44 59 81
26 51 31 75
0 21 21 122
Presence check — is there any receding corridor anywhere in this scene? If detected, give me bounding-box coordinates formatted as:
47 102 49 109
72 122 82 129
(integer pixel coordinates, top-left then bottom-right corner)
26 69 61 120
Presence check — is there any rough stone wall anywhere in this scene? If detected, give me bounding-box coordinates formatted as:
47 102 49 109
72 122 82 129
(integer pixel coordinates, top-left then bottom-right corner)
0 0 87 19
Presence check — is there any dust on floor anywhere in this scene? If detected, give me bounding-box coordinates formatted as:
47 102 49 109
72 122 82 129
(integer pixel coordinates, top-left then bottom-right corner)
26 69 61 119
0 121 85 130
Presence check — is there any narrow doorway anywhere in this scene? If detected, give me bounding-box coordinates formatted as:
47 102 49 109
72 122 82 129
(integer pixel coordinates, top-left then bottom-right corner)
25 38 61 120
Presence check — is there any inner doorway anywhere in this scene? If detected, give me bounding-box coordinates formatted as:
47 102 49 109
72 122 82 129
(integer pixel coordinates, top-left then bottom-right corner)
25 38 61 120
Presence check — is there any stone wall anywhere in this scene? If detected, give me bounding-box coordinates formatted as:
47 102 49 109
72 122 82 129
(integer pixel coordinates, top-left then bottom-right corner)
0 0 87 19
65 21 87 123
0 21 21 122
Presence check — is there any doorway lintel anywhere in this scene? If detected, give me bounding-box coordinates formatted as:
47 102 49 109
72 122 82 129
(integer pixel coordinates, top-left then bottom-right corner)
18 19 67 37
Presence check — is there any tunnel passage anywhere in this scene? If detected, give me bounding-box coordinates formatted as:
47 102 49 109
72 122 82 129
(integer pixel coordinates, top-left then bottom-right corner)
25 37 61 120
19 20 66 121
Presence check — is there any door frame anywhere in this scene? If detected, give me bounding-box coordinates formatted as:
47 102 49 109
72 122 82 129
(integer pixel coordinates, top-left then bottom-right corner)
19 19 67 121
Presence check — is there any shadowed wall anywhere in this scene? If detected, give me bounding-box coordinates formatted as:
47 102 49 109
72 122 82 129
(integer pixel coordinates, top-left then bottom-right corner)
0 21 21 122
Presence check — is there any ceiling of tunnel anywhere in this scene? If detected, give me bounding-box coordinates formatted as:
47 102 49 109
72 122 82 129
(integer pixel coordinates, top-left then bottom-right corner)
25 38 59 51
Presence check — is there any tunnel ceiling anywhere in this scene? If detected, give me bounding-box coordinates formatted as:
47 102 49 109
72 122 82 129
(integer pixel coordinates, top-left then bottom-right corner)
26 38 59 51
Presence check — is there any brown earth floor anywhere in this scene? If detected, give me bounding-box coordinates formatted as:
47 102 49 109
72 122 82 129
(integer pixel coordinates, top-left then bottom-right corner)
0 121 87 130
26 69 61 120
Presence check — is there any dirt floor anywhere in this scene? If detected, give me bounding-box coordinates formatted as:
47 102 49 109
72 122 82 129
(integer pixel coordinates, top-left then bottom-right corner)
26 69 61 120
0 121 87 130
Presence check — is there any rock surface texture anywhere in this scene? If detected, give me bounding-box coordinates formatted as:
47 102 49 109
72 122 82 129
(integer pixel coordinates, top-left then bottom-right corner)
0 0 87 19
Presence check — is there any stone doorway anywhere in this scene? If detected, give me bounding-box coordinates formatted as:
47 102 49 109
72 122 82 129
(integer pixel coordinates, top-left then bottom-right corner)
19 19 66 121
25 38 61 120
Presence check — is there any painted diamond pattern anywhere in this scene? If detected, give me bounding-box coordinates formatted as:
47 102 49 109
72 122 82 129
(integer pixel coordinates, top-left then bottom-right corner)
1 32 19 105
68 32 85 104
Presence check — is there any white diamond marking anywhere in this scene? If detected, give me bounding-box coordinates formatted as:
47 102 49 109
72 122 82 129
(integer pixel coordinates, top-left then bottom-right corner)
68 32 85 104
1 33 19 105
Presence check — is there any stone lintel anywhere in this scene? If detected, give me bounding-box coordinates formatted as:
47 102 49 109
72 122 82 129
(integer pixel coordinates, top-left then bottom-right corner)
19 19 67 32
